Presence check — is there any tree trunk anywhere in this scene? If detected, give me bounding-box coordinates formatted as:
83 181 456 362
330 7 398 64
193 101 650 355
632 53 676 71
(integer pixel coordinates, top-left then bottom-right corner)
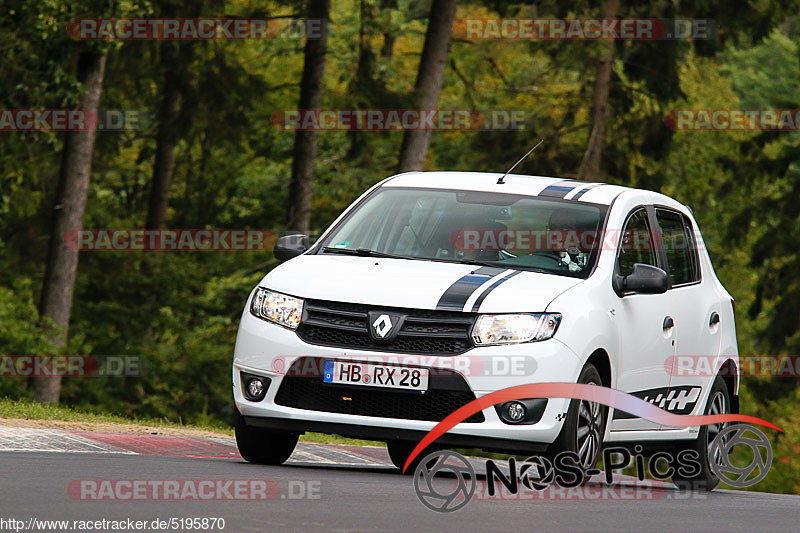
286 0 331 234
397 0 458 172
35 50 107 403
346 0 372 161
381 33 395 59
576 0 619 181
380 0 397 59
145 50 184 230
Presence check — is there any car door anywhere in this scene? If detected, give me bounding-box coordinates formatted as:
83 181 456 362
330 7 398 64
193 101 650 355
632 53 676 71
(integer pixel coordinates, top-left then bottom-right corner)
655 208 721 415
609 207 676 432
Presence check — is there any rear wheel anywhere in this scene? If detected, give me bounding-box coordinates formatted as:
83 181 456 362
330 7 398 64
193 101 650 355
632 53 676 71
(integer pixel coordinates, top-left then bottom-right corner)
548 364 606 470
671 376 730 491
234 409 298 465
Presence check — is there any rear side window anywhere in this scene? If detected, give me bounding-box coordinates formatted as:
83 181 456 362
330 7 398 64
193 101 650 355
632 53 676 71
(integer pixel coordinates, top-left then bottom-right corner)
655 209 700 286
617 208 658 277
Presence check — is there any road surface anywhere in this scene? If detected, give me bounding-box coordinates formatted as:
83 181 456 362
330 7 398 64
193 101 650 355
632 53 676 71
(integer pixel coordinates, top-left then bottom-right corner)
0 426 796 532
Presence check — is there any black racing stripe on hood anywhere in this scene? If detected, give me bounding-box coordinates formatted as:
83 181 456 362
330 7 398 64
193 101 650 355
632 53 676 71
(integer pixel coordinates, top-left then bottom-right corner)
470 270 521 312
436 266 507 311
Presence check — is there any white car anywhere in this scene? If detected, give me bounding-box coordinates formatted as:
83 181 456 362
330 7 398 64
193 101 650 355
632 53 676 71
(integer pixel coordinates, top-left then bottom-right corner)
233 171 739 488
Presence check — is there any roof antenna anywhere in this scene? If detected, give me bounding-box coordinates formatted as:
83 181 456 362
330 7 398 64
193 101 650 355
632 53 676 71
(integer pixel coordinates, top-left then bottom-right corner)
497 139 544 185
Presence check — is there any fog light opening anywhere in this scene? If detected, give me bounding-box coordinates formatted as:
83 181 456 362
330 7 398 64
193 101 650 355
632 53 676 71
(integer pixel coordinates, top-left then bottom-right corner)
504 401 526 423
245 377 267 402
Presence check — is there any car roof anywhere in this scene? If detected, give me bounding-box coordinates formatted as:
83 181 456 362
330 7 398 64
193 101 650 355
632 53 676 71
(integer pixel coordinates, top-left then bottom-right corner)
382 171 648 206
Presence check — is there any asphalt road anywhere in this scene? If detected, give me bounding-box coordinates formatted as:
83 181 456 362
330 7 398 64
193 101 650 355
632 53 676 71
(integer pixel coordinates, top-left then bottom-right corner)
1 450 798 532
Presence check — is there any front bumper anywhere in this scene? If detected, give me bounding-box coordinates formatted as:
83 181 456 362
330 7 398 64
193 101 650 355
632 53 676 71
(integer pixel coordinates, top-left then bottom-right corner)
233 310 584 450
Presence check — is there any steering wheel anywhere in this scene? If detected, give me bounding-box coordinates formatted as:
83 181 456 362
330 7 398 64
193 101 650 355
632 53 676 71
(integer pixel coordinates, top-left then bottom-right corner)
526 251 569 269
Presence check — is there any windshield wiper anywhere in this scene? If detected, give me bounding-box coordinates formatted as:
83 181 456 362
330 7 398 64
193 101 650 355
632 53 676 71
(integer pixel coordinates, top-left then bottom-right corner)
456 258 504 268
456 257 555 275
321 247 403 259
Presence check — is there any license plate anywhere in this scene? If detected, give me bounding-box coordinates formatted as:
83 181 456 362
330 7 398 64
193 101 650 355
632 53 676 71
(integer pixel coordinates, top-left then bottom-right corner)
322 360 429 392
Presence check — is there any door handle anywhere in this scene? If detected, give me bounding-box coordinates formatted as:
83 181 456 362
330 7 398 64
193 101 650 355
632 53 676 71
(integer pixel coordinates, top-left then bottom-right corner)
663 316 674 329
709 312 720 326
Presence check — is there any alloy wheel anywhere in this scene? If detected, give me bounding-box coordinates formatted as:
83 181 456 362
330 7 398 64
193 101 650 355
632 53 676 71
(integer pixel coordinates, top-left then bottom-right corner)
576 384 603 469
706 391 729 466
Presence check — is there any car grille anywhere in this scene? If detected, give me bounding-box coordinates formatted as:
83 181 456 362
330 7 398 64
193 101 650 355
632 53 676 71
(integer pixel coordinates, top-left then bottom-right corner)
274 357 485 423
296 299 476 355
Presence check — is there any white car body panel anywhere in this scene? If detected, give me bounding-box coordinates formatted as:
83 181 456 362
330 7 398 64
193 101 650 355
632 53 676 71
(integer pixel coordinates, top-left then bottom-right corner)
263 255 581 312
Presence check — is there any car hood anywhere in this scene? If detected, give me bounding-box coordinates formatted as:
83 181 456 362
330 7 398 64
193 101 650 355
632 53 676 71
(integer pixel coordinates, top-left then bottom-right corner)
261 254 583 313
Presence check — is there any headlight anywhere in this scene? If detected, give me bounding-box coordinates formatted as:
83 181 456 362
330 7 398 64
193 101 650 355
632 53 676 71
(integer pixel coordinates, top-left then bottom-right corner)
472 313 561 345
250 288 304 329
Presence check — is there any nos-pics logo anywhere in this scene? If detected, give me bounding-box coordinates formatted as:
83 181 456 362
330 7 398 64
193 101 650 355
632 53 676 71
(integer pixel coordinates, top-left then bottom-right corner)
413 450 476 513
413 423 773 512
709 424 772 487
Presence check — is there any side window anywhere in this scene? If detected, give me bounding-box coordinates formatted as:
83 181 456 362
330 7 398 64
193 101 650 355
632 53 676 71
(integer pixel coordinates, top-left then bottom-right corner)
656 209 700 286
617 208 657 276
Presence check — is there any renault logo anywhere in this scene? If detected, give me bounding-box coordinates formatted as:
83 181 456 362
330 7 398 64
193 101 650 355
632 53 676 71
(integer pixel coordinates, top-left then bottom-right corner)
372 314 393 338
367 311 405 342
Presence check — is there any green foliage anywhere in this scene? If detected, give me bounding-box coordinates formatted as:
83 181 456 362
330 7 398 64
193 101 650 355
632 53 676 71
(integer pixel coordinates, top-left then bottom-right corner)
0 396 232 433
0 278 57 399
734 381 800 494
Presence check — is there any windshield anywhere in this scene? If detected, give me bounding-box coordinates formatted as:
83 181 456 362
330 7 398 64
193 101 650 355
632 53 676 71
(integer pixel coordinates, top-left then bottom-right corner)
316 187 607 278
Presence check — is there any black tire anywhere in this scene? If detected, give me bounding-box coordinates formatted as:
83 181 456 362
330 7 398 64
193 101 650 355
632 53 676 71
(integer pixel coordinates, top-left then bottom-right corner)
234 409 298 465
671 375 730 491
548 364 607 471
387 440 439 474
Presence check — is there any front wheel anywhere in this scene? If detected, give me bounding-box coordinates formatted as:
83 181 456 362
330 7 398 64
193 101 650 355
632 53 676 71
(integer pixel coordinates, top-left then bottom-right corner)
234 409 298 465
547 363 607 470
387 441 440 474
671 375 730 491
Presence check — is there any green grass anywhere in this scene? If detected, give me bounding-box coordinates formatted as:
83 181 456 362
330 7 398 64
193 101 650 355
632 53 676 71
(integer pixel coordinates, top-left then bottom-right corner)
0 399 551 459
1 397 792 492
0 399 658 466
0 398 517 452
299 433 385 447
0 397 233 434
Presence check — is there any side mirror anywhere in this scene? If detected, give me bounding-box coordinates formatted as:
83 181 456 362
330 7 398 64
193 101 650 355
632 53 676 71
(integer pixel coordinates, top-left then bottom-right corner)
613 263 669 297
273 234 309 262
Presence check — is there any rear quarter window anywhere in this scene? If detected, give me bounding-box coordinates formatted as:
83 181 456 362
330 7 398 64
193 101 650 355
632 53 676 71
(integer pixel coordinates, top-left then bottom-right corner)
655 208 700 286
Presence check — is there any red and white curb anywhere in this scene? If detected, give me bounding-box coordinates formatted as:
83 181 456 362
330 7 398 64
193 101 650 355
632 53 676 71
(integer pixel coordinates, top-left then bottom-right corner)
0 426 135 454
0 425 391 466
0 425 690 490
